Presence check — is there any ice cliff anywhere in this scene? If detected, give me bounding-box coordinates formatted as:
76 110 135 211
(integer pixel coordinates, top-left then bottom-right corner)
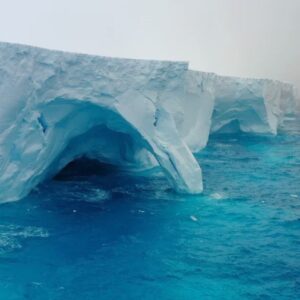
0 42 297 202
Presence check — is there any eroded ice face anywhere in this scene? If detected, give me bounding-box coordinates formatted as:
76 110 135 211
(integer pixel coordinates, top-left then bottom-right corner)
0 42 297 202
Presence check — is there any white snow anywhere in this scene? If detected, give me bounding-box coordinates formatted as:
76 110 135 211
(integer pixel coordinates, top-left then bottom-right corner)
0 42 297 202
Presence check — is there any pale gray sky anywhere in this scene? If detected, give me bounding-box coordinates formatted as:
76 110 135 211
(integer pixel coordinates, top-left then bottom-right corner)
0 0 299 89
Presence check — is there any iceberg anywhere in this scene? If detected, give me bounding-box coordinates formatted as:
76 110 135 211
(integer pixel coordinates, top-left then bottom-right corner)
0 42 297 203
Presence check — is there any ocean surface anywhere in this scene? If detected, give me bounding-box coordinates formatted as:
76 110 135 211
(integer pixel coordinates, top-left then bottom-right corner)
0 119 299 300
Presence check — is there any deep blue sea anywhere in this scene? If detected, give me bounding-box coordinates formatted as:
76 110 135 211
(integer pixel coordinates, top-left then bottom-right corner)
0 119 299 300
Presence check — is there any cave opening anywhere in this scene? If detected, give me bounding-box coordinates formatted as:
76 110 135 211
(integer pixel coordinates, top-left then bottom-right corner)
53 157 120 181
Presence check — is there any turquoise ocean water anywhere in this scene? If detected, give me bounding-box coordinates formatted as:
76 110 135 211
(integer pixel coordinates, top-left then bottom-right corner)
0 119 299 299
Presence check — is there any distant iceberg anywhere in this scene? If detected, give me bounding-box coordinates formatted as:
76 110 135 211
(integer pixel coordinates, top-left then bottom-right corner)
0 42 298 202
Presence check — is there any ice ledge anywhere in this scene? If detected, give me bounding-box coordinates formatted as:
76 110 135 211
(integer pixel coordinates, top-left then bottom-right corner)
0 42 297 202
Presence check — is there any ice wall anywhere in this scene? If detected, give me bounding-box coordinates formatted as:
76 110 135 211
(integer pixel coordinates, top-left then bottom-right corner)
209 74 296 134
0 42 297 202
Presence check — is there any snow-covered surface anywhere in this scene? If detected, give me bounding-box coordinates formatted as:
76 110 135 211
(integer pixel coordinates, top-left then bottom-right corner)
0 42 298 202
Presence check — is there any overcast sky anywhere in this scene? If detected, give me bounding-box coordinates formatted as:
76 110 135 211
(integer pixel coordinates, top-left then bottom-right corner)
0 0 299 89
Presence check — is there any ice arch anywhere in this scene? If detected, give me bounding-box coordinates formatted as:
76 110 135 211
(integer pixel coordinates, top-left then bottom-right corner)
0 96 202 202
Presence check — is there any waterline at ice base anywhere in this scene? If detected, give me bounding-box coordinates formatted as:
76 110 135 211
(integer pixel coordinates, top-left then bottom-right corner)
0 42 298 203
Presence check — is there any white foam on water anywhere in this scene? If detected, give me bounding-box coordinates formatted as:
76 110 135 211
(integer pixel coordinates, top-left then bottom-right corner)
190 215 198 222
210 192 227 200
0 225 49 254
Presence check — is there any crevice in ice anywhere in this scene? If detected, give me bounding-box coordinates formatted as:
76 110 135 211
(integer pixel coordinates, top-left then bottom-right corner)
37 113 48 134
